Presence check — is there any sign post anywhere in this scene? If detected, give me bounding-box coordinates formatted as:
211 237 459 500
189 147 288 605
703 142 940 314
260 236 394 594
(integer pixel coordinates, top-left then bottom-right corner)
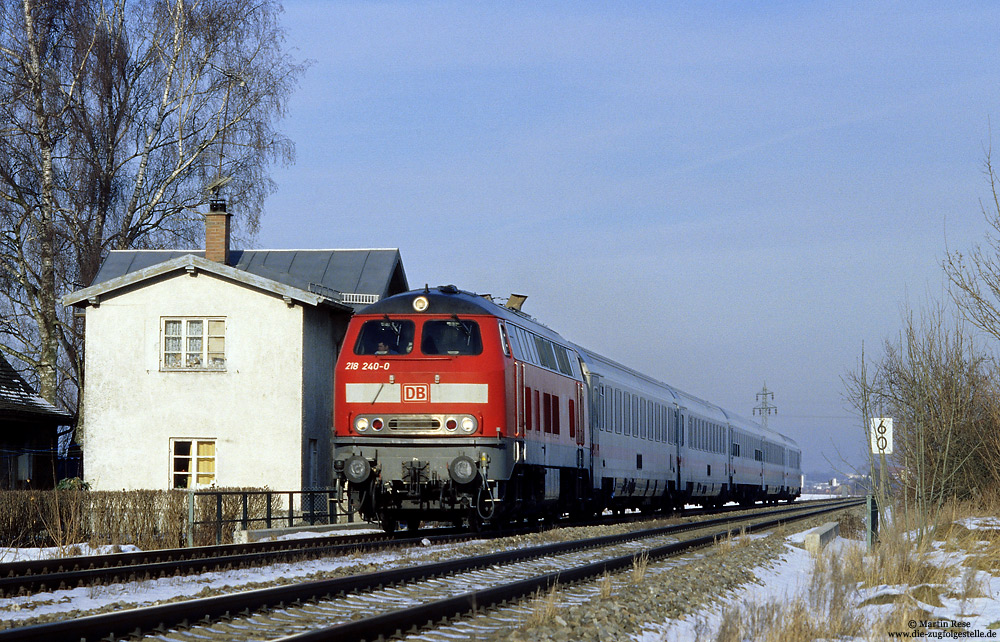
869 417 893 455
868 417 892 550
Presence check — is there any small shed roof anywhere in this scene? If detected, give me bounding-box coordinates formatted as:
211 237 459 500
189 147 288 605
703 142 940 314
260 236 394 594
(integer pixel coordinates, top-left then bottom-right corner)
0 352 73 423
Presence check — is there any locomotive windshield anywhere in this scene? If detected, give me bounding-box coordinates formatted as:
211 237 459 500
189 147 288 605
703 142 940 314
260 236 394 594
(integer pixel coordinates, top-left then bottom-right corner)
354 320 415 355
421 319 483 355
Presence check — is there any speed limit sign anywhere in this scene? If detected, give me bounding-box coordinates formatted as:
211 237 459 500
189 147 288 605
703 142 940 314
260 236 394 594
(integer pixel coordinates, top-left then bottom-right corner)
870 418 893 455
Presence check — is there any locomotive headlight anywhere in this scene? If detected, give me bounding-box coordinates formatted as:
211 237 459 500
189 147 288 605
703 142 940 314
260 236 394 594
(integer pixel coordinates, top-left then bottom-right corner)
371 418 384 431
413 295 429 312
449 455 477 485
344 456 371 484
461 417 477 433
445 417 458 431
355 417 369 432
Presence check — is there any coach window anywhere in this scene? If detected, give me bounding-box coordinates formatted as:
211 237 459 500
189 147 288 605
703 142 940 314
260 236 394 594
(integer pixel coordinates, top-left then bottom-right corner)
600 386 607 431
552 395 561 435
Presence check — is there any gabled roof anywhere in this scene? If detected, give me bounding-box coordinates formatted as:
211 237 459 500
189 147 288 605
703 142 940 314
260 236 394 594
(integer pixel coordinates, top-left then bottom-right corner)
0 352 73 423
63 249 408 311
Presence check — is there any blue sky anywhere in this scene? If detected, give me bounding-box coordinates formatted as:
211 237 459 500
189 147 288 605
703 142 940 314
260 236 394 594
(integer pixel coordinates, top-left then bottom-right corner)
256 1 1000 474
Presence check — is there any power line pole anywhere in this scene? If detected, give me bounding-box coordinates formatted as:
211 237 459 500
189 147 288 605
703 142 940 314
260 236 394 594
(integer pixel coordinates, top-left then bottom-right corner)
753 382 777 431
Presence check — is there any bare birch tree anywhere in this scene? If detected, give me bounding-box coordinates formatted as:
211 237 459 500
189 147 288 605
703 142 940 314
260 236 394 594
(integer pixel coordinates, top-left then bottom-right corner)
0 0 305 425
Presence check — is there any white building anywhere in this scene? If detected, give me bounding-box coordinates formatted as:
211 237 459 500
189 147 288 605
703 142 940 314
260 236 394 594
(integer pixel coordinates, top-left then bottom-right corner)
64 206 407 491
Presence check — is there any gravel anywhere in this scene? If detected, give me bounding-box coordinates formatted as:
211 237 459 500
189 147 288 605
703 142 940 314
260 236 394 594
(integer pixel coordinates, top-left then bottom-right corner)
478 508 861 642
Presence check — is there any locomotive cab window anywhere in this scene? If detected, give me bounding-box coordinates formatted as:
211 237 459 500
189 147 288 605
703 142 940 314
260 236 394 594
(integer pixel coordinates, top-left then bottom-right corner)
422 319 483 355
355 320 415 355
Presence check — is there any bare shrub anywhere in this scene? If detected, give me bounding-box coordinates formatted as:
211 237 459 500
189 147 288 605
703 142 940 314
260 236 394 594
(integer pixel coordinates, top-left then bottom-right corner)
0 487 270 550
846 303 1000 543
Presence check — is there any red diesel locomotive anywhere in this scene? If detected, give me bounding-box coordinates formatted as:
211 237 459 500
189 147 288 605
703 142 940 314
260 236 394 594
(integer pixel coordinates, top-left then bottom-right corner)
332 285 802 531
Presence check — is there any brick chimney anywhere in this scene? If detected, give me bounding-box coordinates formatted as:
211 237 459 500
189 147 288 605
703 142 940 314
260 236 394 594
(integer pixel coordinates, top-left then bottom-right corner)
205 199 231 265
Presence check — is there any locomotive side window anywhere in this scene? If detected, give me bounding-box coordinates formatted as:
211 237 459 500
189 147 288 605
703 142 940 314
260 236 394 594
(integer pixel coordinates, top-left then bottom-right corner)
533 336 558 370
422 319 483 355
355 320 415 355
498 321 511 357
508 326 527 361
553 345 573 375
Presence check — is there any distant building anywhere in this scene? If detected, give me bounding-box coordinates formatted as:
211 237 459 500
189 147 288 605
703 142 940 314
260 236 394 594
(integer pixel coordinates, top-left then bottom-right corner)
64 204 408 492
0 352 74 489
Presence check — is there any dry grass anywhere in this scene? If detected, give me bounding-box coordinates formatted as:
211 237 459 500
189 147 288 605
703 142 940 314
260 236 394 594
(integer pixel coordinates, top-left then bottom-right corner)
714 533 866 642
598 570 613 599
716 526 751 552
631 551 650 584
713 499 1000 642
525 583 561 627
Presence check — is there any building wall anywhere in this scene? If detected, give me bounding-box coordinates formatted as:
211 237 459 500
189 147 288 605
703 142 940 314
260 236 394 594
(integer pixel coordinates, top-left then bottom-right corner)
82 270 315 491
300 305 347 489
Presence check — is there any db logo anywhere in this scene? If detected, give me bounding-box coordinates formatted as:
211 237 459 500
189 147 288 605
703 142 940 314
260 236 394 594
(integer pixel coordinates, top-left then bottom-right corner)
402 384 429 403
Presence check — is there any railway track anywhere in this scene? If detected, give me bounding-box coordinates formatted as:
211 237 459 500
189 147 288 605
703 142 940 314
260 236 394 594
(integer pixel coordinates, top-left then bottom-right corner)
0 498 829 598
0 527 470 598
0 497 861 642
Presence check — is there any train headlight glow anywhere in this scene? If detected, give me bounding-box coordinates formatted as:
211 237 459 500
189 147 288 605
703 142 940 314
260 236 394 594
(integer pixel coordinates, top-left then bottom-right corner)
449 455 477 485
461 417 477 433
413 296 429 312
344 456 371 484
355 417 369 432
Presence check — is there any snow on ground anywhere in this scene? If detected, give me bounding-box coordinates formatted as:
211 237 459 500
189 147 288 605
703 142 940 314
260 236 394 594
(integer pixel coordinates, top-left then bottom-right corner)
0 529 481 625
634 516 1000 642
0 542 143 563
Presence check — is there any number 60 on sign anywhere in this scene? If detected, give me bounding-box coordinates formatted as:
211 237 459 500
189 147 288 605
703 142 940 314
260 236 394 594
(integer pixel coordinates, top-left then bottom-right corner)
869 417 893 455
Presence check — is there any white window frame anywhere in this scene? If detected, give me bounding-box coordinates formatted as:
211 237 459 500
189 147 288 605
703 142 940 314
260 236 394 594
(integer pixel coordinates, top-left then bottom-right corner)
171 438 217 489
161 317 226 371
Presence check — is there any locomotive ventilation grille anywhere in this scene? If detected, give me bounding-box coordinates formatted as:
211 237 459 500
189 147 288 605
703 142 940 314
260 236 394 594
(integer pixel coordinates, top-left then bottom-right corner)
389 416 441 430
